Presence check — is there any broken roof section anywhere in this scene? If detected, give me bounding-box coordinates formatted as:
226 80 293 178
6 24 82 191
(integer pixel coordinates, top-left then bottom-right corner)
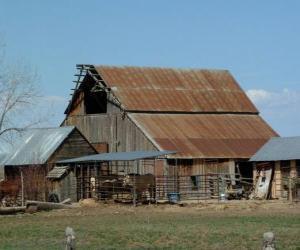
71 65 258 114
129 114 278 159
0 126 75 166
250 136 300 161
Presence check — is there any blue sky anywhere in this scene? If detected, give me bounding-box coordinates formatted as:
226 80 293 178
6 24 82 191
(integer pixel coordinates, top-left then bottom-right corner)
0 1 299 136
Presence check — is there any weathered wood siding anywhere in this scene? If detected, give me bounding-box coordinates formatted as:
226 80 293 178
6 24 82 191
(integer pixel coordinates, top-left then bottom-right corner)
49 171 77 202
69 92 85 116
64 114 157 153
48 129 97 163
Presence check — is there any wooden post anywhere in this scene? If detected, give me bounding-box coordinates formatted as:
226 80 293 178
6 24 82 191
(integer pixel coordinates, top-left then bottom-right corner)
274 161 282 199
262 232 275 250
288 177 292 201
80 165 83 200
20 169 24 207
289 160 297 201
133 161 137 207
65 227 76 250
228 160 236 185
290 160 297 178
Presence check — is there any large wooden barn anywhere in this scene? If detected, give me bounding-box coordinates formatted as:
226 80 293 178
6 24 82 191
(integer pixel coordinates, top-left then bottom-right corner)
62 65 278 193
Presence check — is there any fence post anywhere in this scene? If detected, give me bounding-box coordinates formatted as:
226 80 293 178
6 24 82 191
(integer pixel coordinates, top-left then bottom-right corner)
288 177 293 202
20 169 24 206
262 232 275 250
65 227 76 250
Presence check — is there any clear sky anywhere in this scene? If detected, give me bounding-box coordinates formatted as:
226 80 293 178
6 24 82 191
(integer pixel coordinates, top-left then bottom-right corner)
0 1 299 136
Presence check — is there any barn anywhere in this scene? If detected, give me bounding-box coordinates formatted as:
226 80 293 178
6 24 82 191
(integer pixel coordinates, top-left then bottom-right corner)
0 126 96 203
62 64 278 199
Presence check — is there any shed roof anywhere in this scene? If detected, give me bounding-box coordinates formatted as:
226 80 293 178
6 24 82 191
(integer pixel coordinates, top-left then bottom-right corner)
129 114 278 159
95 66 258 113
47 166 69 179
250 136 300 161
57 150 176 164
0 126 75 166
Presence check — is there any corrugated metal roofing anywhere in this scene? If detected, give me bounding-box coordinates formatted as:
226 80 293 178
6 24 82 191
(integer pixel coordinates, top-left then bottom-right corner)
95 66 258 113
129 114 278 159
47 166 69 179
0 140 13 165
57 150 176 164
1 126 75 166
250 137 300 161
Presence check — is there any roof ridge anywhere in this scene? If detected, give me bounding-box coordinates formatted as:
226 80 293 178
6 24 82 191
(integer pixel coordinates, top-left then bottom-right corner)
95 64 229 72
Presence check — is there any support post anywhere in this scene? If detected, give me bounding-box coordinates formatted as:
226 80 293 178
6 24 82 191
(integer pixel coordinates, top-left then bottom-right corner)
288 177 292 202
20 169 24 207
274 161 282 199
290 160 297 201
228 160 236 186
133 161 137 207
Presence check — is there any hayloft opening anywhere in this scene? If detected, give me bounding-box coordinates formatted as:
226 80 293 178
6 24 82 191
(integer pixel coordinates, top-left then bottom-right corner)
84 90 107 114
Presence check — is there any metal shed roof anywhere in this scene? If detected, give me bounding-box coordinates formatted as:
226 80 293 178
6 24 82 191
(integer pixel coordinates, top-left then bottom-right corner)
0 126 75 166
250 136 300 161
57 150 176 164
94 66 258 113
129 113 278 159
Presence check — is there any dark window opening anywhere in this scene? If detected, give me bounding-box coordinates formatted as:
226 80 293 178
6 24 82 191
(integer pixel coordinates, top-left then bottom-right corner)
84 90 107 114
168 159 193 166
236 161 253 180
190 175 200 190
296 160 300 177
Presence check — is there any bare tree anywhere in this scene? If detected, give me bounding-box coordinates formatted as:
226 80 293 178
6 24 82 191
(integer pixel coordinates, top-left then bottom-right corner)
0 41 40 139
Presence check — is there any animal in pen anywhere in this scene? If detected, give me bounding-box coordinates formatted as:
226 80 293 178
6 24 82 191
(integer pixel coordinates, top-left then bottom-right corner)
98 176 127 200
123 174 156 202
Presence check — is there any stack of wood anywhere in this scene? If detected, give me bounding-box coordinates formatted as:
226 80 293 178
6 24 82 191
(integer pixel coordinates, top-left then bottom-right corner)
0 198 76 215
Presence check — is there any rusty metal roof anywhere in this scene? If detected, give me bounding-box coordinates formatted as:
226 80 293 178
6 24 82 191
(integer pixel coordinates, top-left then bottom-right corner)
128 114 278 159
95 66 258 113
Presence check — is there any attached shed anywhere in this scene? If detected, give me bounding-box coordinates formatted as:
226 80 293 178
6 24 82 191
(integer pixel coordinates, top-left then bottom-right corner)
62 65 278 199
0 126 96 202
250 137 300 200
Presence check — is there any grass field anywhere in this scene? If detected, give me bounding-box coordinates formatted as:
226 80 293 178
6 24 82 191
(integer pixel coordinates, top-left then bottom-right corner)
0 201 299 250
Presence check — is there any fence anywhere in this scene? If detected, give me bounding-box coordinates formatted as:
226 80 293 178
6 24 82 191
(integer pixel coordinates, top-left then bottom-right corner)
76 173 254 204
276 176 300 201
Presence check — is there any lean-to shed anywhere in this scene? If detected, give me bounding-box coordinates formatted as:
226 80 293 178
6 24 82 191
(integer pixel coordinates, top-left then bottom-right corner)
250 137 300 200
0 126 96 201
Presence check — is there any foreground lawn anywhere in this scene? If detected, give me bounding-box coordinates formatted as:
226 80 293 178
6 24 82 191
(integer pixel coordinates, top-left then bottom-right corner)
0 201 299 249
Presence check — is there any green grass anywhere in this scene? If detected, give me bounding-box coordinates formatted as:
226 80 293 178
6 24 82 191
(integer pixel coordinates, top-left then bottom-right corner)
0 203 299 249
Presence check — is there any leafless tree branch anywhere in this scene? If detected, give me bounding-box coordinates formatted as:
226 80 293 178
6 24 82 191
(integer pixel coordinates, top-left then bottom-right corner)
0 39 41 140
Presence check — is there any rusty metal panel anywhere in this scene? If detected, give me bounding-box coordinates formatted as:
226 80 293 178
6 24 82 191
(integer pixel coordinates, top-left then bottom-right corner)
129 114 278 159
95 66 258 113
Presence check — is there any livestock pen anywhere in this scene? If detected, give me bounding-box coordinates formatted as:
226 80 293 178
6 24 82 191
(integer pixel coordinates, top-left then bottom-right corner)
53 151 175 205
49 150 257 205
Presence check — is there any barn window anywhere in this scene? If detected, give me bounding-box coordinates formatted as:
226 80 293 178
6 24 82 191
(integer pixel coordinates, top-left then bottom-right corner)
84 90 107 114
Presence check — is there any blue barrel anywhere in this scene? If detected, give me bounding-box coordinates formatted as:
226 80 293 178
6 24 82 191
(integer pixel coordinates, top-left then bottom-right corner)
168 192 180 203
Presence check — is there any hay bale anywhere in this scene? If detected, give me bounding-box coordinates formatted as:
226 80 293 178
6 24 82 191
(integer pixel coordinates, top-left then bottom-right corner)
79 199 98 207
